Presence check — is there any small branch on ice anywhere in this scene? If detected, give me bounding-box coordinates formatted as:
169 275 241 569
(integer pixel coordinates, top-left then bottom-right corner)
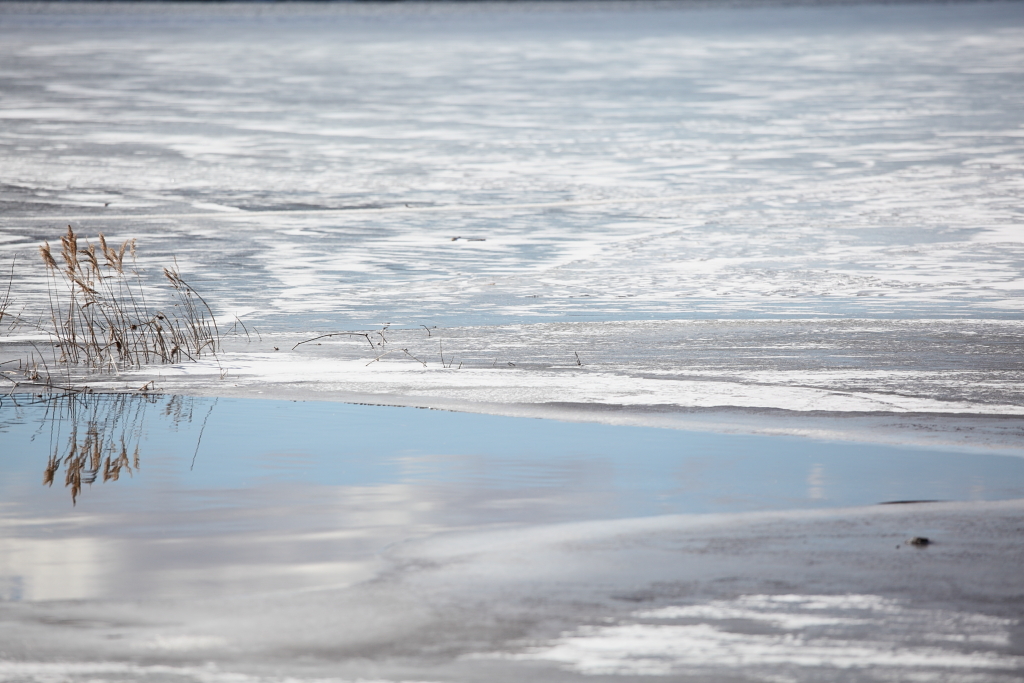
292 331 374 351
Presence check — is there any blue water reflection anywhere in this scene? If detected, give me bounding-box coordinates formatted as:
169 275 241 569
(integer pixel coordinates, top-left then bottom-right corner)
3 393 1024 602
3 393 1023 515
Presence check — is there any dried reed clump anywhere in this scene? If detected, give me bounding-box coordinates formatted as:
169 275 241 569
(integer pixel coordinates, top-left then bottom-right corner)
38 226 219 371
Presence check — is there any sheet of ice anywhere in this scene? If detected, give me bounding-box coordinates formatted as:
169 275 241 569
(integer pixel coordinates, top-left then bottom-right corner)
1 1 1022 326
13 317 1015 451
510 595 1022 675
1 1 1022 437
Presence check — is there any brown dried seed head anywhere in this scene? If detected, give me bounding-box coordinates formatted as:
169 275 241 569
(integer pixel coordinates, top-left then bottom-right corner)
114 240 128 272
64 226 78 261
86 244 99 271
72 275 97 294
40 242 58 269
99 233 119 269
61 243 79 275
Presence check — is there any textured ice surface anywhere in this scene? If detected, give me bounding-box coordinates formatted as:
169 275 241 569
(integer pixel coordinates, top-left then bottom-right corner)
1 2 1023 421
2 0 1023 323
512 595 1022 675
3 485 1024 682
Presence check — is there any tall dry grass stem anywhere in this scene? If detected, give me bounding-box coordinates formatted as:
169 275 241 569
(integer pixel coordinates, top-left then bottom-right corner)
0 255 15 333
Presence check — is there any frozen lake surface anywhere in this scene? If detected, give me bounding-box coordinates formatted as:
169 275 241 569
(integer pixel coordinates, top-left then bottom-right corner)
0 0 1023 437
1 1 1024 680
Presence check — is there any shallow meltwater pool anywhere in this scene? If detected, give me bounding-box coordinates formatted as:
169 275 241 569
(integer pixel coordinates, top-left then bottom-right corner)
2 393 1023 603
2 394 1024 682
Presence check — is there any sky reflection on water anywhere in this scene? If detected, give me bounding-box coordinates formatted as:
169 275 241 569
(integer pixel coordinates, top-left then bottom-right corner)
2 393 1024 602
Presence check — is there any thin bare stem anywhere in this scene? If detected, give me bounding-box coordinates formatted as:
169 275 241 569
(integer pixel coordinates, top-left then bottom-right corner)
403 349 428 367
292 331 374 351
366 348 398 365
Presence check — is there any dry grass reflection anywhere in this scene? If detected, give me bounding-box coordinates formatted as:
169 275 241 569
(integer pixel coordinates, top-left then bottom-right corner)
32 393 201 505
